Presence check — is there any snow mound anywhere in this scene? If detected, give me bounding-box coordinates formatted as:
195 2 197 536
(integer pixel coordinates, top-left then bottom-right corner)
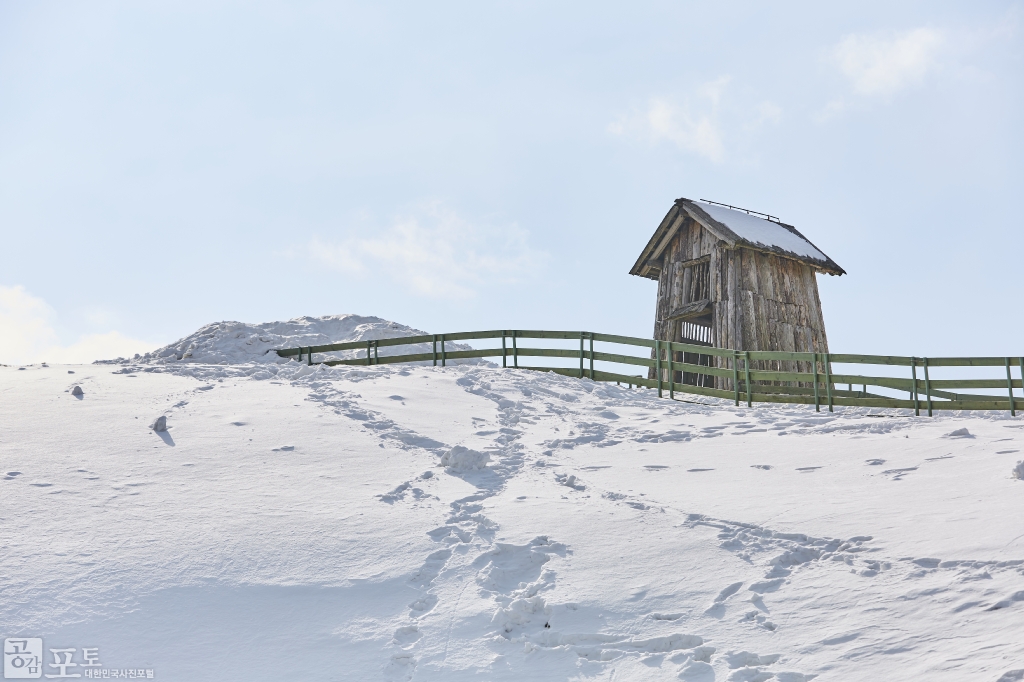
1013 461 1024 480
440 445 490 471
944 428 973 438
112 314 475 366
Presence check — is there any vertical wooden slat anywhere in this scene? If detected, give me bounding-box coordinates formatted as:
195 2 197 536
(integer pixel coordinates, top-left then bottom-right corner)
502 333 507 368
432 335 437 366
1006 357 1016 417
656 339 662 398
824 353 833 412
668 341 674 400
745 351 752 408
910 357 919 416
589 335 595 379
732 352 740 406
512 332 518 368
441 334 446 367
1019 357 1024 415
579 333 584 378
923 357 932 417
812 352 820 412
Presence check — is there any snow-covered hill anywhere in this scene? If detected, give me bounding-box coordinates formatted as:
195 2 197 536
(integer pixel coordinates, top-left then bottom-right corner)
109 314 475 365
3 325 1024 681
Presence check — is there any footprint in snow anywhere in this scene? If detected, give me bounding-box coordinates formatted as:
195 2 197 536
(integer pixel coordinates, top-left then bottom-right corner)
796 467 822 472
644 465 669 470
392 625 421 646
687 468 714 473
882 467 917 480
751 464 772 470
865 459 886 466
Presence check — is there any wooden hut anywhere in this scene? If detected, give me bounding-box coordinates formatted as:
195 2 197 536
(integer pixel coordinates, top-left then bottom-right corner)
629 198 844 387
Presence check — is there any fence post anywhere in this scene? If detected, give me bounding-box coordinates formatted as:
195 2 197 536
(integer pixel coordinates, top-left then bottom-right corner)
307 347 312 366
441 334 446 367
824 353 832 412
1006 357 1016 417
744 351 752 408
502 333 507 368
432 335 437 367
732 351 740 406
668 341 674 400
579 333 585 378
923 357 932 417
1019 357 1024 415
655 340 662 398
913 356 921 413
513 332 518 368
366 341 372 366
589 335 595 380
812 352 820 412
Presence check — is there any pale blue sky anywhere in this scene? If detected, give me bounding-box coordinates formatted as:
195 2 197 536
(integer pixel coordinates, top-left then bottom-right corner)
1 1 1021 363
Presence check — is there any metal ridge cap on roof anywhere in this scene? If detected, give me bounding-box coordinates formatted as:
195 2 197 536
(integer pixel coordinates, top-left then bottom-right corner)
675 199 741 246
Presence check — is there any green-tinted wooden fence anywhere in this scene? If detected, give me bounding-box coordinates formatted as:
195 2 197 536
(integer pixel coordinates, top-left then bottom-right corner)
276 330 1024 416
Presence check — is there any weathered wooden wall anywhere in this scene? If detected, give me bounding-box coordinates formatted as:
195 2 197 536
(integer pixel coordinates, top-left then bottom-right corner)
649 217 830 387
650 218 717 345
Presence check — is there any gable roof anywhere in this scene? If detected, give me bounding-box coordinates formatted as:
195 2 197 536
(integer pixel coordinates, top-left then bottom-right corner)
629 198 846 280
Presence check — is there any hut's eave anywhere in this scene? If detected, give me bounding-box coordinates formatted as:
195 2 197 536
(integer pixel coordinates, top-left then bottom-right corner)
629 198 846 279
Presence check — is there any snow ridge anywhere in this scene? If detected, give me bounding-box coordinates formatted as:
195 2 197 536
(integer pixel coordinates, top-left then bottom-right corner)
106 314 475 366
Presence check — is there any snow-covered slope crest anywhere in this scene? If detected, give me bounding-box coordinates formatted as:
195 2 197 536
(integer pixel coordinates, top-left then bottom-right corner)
109 314 472 365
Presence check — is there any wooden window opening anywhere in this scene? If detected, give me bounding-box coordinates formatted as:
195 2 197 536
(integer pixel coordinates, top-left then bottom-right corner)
676 257 714 388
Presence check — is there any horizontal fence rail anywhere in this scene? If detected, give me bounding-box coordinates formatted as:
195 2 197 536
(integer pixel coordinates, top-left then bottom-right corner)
276 330 1024 416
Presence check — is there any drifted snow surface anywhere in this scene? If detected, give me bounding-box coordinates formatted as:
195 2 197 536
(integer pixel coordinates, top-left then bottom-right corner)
4 325 1024 681
113 314 474 365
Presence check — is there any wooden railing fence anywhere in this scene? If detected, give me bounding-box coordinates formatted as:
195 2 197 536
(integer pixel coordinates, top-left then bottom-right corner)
276 330 1024 416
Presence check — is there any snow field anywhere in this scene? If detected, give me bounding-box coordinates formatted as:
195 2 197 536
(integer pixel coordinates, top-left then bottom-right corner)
2 358 1023 681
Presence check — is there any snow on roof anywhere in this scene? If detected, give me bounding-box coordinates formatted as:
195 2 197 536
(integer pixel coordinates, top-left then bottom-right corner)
630 198 844 280
693 201 828 263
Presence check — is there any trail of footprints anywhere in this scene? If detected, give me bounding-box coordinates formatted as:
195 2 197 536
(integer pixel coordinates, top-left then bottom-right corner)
290 366 1022 680
296 369 815 680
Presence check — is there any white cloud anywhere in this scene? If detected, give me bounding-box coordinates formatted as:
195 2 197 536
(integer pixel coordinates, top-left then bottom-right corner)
646 97 725 163
832 27 945 96
0 285 156 365
746 101 783 130
308 204 547 299
608 77 780 164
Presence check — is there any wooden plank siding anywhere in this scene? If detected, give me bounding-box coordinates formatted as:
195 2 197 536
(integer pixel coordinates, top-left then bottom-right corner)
648 217 830 389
